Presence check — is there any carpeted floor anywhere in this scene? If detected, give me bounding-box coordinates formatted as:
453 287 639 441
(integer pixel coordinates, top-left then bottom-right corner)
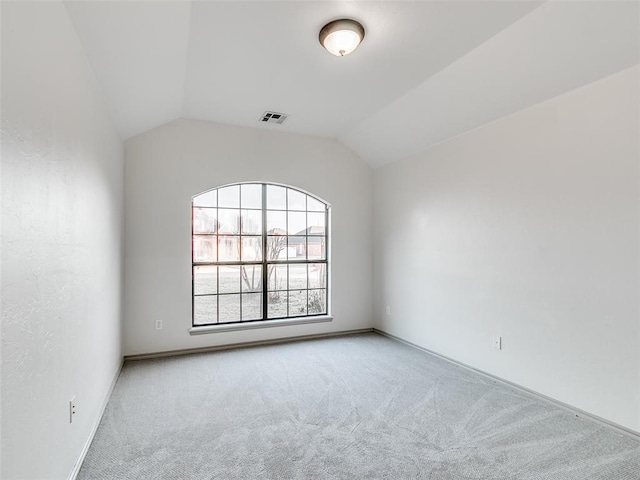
78 333 640 479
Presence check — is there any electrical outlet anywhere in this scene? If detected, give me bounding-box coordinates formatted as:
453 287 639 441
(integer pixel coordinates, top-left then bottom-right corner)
155 320 163 330
385 306 391 316
69 397 76 423
493 336 502 350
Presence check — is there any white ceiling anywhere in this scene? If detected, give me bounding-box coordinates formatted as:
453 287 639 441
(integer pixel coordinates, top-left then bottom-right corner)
64 0 639 167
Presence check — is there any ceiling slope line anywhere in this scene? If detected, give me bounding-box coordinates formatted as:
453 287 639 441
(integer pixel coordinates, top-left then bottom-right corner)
337 0 547 148
339 0 640 167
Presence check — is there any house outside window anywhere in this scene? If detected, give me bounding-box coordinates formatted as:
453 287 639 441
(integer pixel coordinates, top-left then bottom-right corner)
192 183 329 326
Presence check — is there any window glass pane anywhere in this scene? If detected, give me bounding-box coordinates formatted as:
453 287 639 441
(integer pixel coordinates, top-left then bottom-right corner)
218 236 240 262
288 264 307 290
194 295 217 325
268 291 287 318
267 235 287 260
241 236 262 262
307 212 325 234
218 185 240 208
287 189 306 210
268 264 287 291
287 211 306 235
194 265 217 295
241 265 262 292
267 185 287 210
307 196 325 212
219 294 241 323
307 238 325 260
193 235 216 262
241 184 262 209
308 263 326 289
193 183 329 325
242 293 262 321
289 290 307 317
217 209 240 234
241 210 261 234
193 190 216 208
193 208 217 234
308 289 327 315
287 236 306 260
267 210 286 233
218 265 241 293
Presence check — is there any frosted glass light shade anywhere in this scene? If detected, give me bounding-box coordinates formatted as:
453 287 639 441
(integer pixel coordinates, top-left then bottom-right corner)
319 19 365 57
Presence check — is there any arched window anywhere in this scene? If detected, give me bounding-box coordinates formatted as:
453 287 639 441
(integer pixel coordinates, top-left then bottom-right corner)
192 183 329 326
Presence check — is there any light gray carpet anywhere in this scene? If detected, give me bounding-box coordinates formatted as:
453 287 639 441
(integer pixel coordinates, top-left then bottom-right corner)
78 333 640 479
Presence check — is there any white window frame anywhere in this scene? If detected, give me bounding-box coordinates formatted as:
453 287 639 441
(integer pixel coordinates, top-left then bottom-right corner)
190 183 332 334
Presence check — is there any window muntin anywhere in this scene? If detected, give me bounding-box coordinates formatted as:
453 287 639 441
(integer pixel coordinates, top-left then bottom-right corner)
192 183 329 326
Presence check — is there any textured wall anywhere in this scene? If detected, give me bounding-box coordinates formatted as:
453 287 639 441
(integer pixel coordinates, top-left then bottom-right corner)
1 2 124 478
373 67 640 432
124 119 373 355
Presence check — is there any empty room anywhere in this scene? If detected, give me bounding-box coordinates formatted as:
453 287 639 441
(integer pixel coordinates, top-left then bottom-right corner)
1 0 639 479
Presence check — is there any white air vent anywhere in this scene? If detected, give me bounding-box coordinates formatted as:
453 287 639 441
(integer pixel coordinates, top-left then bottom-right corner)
260 111 289 125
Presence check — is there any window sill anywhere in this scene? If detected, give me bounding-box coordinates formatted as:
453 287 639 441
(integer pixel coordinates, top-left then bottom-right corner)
189 315 333 335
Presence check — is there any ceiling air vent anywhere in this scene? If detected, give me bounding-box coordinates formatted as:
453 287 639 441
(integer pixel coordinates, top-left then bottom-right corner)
260 111 289 125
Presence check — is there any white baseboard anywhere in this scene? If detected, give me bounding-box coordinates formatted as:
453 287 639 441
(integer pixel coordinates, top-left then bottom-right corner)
68 359 124 480
374 328 640 441
125 328 374 361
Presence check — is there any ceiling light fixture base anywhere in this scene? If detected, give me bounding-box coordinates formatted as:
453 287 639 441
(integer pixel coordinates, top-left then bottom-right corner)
319 19 365 57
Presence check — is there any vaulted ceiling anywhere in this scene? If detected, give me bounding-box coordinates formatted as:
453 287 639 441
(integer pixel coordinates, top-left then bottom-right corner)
65 0 639 167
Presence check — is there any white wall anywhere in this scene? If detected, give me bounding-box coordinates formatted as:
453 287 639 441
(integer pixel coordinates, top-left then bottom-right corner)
124 119 373 355
373 66 640 432
1 2 124 479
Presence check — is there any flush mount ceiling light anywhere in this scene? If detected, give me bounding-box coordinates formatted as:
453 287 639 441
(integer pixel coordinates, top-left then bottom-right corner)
319 19 365 57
